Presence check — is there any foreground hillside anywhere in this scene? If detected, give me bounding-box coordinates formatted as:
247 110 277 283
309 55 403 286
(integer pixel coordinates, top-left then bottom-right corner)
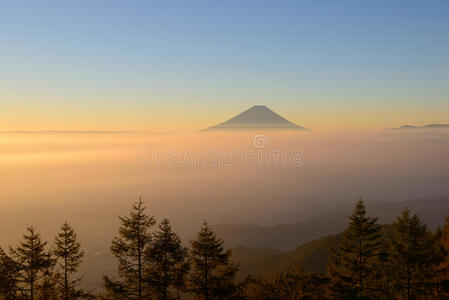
61 197 449 288
2 199 449 299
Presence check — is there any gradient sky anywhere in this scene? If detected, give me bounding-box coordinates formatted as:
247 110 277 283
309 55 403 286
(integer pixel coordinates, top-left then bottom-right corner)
1 0 449 131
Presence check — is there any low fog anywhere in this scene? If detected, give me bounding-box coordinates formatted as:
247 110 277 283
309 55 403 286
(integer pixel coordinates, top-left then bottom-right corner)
1 130 449 287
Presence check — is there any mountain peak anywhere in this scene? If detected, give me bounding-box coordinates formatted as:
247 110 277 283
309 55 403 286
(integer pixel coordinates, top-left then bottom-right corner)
204 105 307 131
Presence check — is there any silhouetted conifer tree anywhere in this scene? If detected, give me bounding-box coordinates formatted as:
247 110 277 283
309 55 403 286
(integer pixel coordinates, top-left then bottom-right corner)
54 221 85 300
328 199 381 299
436 217 449 299
272 269 303 300
189 221 238 300
173 256 191 300
371 234 395 300
104 198 155 300
146 218 189 300
428 226 449 300
275 269 330 300
37 253 58 300
0 246 19 298
390 208 435 300
9 226 53 300
237 270 329 300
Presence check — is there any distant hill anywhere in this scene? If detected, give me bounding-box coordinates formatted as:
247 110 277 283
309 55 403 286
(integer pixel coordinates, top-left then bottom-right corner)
203 105 307 131
390 124 449 130
231 247 284 278
232 226 396 279
216 197 449 251
231 233 342 279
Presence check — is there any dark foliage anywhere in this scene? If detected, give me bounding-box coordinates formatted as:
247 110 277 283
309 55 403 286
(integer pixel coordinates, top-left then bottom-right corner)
1 198 449 300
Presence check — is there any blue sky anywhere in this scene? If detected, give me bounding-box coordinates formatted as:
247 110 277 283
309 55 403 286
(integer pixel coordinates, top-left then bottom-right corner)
1 0 449 130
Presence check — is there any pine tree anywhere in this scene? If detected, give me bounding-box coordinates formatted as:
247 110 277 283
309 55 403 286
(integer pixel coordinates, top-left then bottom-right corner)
37 253 58 300
54 221 85 300
272 269 303 300
261 269 330 300
328 199 382 299
104 198 155 299
429 226 449 300
390 208 435 300
146 218 189 300
173 255 190 300
0 246 19 298
189 221 238 300
300 271 330 299
371 234 395 300
436 217 449 298
9 226 53 300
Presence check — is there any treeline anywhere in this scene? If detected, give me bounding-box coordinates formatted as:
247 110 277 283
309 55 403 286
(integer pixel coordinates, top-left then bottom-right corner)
0 199 238 300
1 199 449 300
0 222 87 299
239 200 449 300
101 199 238 300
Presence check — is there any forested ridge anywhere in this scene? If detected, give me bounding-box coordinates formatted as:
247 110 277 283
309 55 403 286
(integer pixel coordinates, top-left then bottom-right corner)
2 199 449 300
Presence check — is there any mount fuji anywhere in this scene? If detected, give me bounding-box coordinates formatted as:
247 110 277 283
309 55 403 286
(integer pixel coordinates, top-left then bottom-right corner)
203 105 307 131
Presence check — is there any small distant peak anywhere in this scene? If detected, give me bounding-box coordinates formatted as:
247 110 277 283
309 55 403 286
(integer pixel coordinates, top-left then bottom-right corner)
389 123 449 130
388 125 418 130
423 124 449 128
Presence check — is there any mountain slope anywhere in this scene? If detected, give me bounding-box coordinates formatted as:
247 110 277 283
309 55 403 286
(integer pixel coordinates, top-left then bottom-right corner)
204 105 307 131
232 226 394 279
231 233 342 279
216 197 449 251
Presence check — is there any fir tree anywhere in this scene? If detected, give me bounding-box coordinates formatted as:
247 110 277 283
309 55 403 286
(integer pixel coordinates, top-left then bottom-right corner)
104 198 155 300
146 218 189 300
189 221 238 300
54 221 85 300
328 199 381 299
436 217 449 298
390 208 435 300
173 254 190 300
37 253 58 300
371 234 395 300
9 226 53 300
429 226 449 300
0 246 19 298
